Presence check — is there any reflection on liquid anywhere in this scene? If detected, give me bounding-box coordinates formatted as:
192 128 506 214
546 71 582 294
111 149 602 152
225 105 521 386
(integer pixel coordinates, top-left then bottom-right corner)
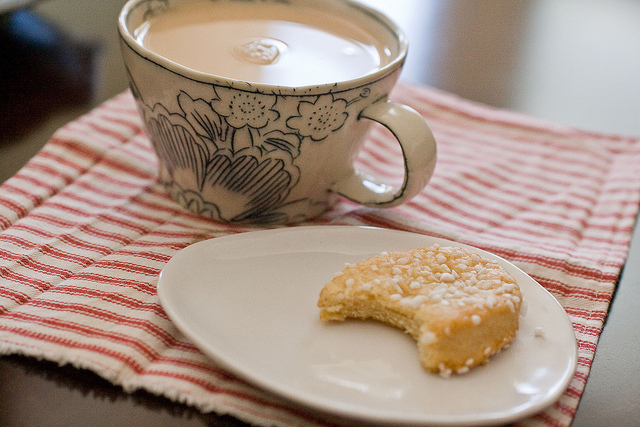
232 37 284 66
311 358 406 400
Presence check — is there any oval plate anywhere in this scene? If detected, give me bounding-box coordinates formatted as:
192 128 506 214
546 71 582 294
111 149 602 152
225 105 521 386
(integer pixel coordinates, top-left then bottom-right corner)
158 226 577 425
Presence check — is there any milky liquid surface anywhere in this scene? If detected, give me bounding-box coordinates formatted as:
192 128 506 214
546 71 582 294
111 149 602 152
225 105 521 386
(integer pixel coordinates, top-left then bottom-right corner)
134 1 392 86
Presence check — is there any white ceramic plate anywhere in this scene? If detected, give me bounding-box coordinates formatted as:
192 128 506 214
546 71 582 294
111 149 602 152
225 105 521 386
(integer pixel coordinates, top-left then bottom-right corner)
158 226 577 426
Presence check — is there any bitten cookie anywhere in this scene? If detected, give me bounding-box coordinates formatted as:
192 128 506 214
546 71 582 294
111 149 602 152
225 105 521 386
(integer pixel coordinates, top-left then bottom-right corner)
317 244 522 376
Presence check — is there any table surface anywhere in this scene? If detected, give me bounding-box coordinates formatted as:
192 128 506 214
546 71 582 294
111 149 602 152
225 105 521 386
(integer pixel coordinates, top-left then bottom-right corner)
1 1 639 426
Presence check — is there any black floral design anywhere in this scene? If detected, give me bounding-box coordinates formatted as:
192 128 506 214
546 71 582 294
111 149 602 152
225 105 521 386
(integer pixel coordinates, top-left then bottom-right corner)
145 103 209 190
287 94 348 141
136 81 367 223
210 87 278 130
200 146 299 222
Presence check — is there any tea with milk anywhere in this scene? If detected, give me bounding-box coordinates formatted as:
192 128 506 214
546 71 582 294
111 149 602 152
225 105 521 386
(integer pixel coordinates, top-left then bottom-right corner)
134 1 392 86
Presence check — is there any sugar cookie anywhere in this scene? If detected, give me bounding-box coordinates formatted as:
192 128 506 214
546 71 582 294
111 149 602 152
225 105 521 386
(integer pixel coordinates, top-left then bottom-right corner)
317 244 522 376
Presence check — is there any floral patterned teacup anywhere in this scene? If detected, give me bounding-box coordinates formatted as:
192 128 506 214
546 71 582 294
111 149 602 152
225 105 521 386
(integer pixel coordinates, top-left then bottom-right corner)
118 0 437 224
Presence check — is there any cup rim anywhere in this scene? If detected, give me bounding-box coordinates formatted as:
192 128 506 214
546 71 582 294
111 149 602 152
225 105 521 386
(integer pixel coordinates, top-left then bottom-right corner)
118 0 408 94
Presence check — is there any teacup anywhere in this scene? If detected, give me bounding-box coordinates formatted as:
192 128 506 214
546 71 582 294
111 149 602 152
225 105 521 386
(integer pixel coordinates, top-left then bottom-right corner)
118 0 437 224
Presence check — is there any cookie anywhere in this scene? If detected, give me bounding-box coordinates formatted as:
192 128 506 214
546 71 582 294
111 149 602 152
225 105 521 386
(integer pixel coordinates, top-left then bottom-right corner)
317 244 522 376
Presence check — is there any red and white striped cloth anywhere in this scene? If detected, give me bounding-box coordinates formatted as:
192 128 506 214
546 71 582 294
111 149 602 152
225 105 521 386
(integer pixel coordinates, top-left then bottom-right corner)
1 83 639 426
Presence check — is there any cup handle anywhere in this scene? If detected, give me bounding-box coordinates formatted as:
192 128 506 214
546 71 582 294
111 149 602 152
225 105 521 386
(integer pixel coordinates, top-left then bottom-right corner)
329 97 437 207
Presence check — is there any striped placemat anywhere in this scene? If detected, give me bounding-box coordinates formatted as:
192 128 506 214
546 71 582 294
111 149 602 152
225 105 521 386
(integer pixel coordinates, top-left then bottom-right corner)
1 83 639 426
